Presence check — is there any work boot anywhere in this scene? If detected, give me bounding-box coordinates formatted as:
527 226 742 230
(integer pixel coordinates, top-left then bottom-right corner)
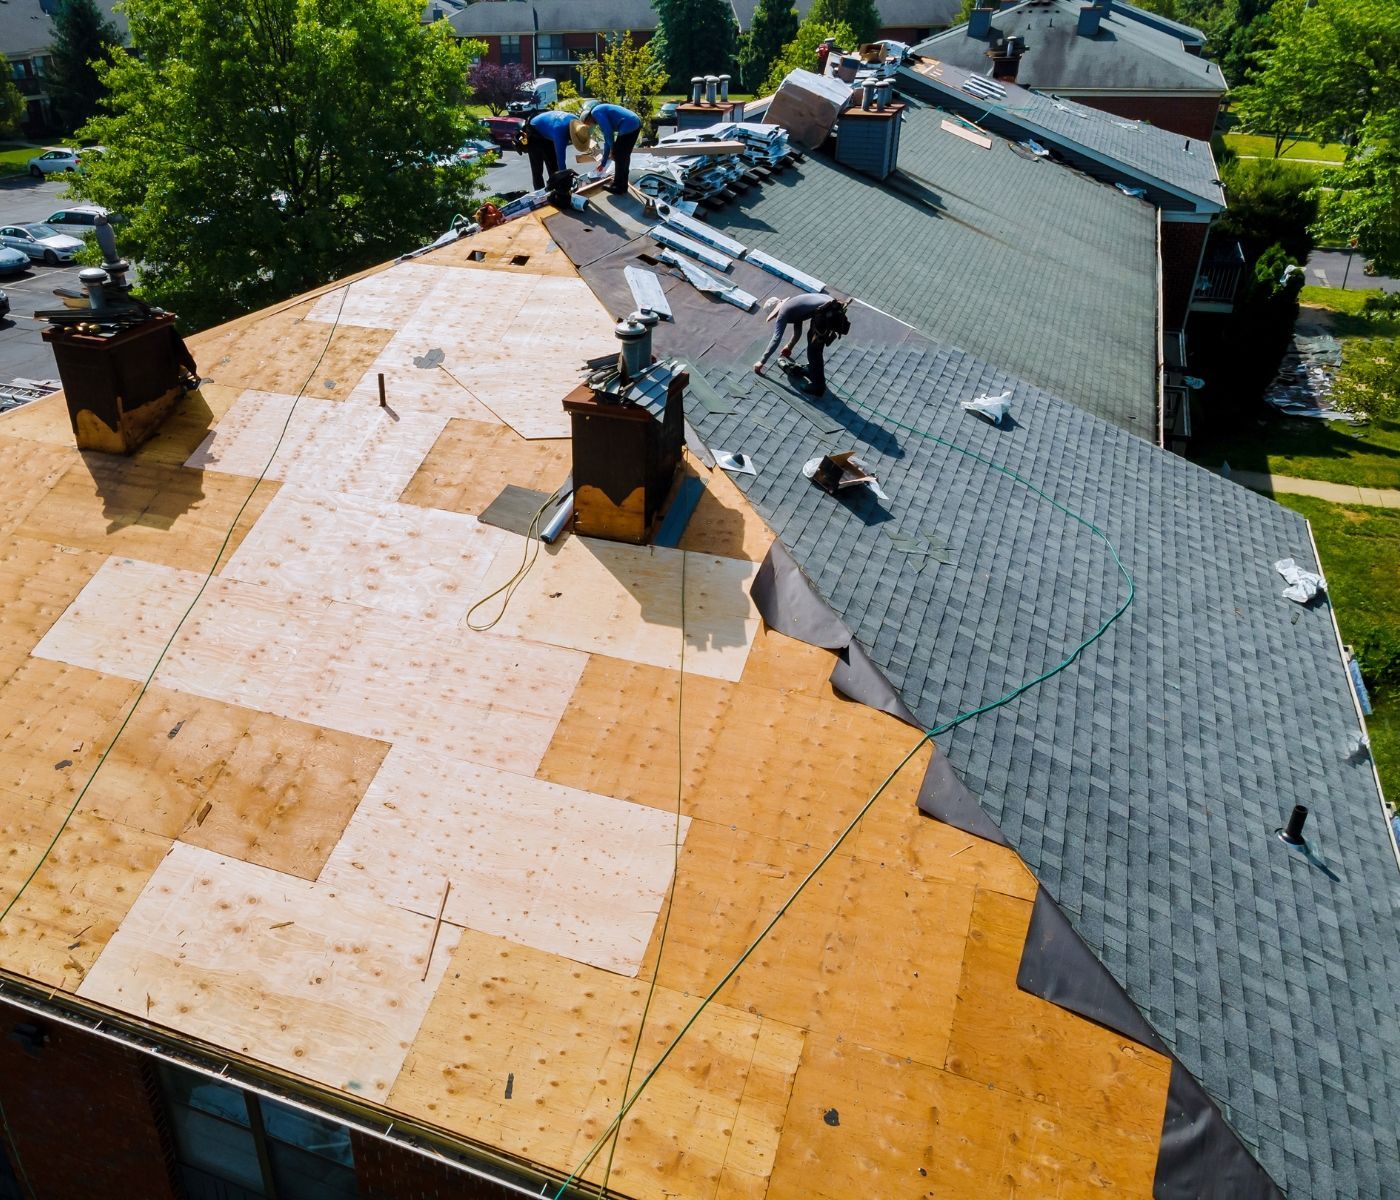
752 362 765 375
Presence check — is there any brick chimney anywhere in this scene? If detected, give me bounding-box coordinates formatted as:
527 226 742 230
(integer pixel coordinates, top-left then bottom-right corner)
676 70 744 129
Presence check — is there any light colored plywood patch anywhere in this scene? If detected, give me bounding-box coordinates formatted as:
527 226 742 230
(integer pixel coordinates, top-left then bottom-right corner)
81 685 388 880
305 262 449 329
944 888 1171 1141
185 390 448 501
18 455 278 573
35 559 588 776
480 536 759 682
769 1032 1164 1199
220 486 507 624
392 927 804 1198
135 384 249 467
320 747 688 976
677 459 775 563
398 419 571 517
193 312 395 400
80 843 460 1100
0 536 105 683
341 365 500 425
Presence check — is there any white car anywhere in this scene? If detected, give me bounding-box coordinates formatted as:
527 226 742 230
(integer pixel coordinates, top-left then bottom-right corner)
26 148 84 176
0 224 85 265
45 205 123 237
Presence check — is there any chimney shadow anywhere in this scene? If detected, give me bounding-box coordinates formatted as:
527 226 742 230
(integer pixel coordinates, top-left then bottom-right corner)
79 446 207 536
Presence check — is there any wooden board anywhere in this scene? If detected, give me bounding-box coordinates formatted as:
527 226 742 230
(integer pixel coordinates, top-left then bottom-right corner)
0 534 106 683
0 435 78 541
479 535 760 682
425 214 581 278
398 418 571 517
80 843 461 1102
304 262 450 330
676 457 775 563
185 390 449 502
220 485 508 625
319 746 689 976
392 925 805 1199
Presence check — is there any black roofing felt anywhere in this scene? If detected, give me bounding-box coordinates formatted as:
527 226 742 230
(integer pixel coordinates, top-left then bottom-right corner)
702 105 1161 440
546 212 1400 1198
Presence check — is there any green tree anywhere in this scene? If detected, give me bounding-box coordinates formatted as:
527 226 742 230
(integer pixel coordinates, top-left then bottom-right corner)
1214 157 1318 262
1332 335 1400 421
48 0 123 135
74 0 486 331
737 0 797 93
578 32 666 122
761 18 856 94
0 63 24 136
1314 117 1400 275
652 0 738 91
804 0 879 46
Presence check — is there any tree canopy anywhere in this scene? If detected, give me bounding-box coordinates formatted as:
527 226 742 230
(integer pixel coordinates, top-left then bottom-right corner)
761 18 856 95
737 0 798 93
803 0 879 47
578 32 666 122
48 0 123 134
0 63 24 137
651 0 738 91
75 0 485 331
469 61 531 115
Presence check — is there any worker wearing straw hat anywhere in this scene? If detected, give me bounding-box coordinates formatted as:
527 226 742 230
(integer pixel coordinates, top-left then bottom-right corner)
580 101 641 196
523 108 578 189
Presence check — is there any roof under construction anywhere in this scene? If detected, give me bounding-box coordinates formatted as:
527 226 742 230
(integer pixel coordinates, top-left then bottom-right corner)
0 128 1394 1200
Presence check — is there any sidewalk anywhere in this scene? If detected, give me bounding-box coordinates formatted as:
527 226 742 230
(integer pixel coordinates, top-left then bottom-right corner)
1225 468 1400 508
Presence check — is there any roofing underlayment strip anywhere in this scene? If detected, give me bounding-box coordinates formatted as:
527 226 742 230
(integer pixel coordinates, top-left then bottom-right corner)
647 226 734 273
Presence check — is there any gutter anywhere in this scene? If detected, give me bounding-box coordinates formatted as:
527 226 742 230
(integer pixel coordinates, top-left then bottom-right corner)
1302 519 1399 872
0 972 598 1199
1156 206 1165 448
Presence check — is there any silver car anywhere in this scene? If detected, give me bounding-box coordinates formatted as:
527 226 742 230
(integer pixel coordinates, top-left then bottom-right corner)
26 148 82 176
0 224 85 265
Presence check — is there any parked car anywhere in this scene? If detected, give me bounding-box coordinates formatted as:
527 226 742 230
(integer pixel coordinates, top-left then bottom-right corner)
27 148 84 176
0 246 29 275
0 289 8 320
44 205 124 237
0 224 85 265
483 116 524 150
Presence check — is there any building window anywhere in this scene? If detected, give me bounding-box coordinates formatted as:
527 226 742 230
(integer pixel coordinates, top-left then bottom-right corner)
499 34 521 65
157 1064 358 1200
537 33 568 62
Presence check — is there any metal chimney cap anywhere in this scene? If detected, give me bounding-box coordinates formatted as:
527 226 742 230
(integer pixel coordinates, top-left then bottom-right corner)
629 308 661 329
78 267 110 286
615 317 647 340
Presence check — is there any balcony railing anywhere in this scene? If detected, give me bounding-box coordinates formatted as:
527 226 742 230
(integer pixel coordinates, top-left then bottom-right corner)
1192 239 1245 310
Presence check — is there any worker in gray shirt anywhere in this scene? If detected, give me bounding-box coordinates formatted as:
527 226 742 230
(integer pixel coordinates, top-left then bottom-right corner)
753 293 851 393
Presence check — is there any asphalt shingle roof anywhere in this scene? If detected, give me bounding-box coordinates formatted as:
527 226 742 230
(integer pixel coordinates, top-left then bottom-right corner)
550 219 1400 1199
0 0 125 59
914 0 1225 94
900 59 1225 211
704 103 1160 439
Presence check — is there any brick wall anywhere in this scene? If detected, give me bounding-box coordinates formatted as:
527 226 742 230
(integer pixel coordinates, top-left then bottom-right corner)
1060 92 1221 142
0 1010 180 1200
351 1133 528 1200
1161 219 1211 330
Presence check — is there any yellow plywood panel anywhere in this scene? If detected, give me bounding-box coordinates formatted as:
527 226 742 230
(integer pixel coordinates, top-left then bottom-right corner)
0 435 78 540
79 685 388 879
0 392 77 446
320 746 688 976
192 311 394 400
678 460 775 563
80 843 461 1101
426 216 581 277
186 390 448 501
943 888 1171 1141
392 926 804 1198
134 383 250 467
17 453 278 573
480 536 760 682
0 535 105 682
220 485 508 624
769 1033 1160 1200
398 419 571 517
739 622 843 701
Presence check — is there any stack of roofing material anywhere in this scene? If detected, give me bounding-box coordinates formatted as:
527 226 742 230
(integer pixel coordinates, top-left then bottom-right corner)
629 149 752 208
764 68 854 148
659 121 795 169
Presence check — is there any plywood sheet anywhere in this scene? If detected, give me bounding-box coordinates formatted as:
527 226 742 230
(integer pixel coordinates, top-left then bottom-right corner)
677 458 775 563
392 926 804 1198
767 1032 1164 1199
192 311 394 400
80 843 460 1101
943 888 1171 1138
320 747 688 976
480 536 760 682
220 486 507 624
36 558 587 776
80 685 388 880
185 390 448 501
341 364 500 425
0 435 77 540
0 392 77 446
0 535 105 682
18 455 278 573
426 215 581 277
398 418 570 517
305 262 449 329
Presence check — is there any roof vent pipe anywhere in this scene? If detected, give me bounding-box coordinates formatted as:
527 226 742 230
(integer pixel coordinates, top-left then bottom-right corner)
615 317 648 383
629 307 659 363
718 73 731 102
1077 4 1103 36
79 267 110 313
968 3 994 36
875 79 893 108
1279 805 1309 846
861 80 877 110
690 76 704 103
704 74 719 104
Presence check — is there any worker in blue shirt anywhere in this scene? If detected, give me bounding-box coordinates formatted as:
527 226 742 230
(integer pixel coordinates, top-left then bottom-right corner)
581 102 642 195
524 109 577 189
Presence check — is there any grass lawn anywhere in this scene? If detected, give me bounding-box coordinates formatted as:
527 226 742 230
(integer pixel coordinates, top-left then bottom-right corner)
1278 495 1400 805
1222 132 1346 163
0 142 44 177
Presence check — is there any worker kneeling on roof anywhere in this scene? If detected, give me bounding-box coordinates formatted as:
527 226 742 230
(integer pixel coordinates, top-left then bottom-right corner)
523 108 578 190
580 101 641 196
753 294 852 395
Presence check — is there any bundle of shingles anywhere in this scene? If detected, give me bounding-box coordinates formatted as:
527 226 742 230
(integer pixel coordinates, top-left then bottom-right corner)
630 122 800 209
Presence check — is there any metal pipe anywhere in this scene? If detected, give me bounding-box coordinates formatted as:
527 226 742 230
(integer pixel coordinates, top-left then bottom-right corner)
718 74 730 102
615 316 648 381
377 372 387 407
690 76 704 103
704 74 719 104
540 496 574 543
861 81 876 110
1280 805 1309 845
79 267 109 313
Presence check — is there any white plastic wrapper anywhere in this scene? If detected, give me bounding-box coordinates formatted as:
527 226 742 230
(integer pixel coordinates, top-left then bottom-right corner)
961 389 1012 425
1275 557 1326 604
